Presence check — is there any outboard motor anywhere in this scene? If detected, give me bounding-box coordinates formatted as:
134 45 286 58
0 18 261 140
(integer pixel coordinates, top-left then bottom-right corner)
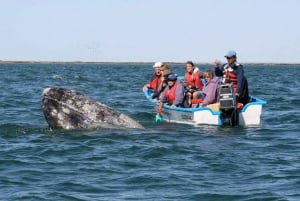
219 84 237 126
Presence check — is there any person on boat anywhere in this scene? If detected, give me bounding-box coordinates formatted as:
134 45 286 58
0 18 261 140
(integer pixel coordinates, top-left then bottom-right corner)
214 50 249 105
199 70 220 107
156 73 185 115
152 64 173 99
143 62 163 99
184 61 203 102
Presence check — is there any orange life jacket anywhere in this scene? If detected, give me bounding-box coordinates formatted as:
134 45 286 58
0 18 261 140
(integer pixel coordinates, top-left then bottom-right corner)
149 76 162 91
184 70 203 90
164 82 180 104
223 68 238 92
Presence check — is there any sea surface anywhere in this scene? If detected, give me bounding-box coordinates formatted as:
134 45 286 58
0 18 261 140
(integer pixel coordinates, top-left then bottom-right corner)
0 62 299 201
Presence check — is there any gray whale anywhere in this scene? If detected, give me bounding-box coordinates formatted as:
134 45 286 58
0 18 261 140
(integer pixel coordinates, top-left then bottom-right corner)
41 88 144 130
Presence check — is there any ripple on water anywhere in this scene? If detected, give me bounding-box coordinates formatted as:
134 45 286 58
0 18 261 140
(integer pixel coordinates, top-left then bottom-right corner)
1 63 300 200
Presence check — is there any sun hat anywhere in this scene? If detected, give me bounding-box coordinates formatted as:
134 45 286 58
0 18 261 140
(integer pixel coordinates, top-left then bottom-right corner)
224 50 237 58
153 62 163 68
167 73 178 81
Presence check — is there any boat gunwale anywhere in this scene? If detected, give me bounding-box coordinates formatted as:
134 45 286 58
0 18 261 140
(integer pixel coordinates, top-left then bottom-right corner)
143 89 267 115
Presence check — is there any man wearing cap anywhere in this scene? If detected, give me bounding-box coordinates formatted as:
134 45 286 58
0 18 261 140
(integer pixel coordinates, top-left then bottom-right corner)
143 62 164 98
214 50 249 105
156 73 185 116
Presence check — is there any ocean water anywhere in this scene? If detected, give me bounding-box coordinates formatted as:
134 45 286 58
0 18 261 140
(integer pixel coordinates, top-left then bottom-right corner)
0 62 299 201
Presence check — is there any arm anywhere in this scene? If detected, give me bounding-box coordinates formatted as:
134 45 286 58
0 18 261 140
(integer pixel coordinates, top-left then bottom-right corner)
143 74 155 90
143 83 151 90
158 88 167 103
196 71 203 90
214 60 224 77
235 65 245 95
214 65 224 77
157 101 164 115
155 100 164 122
155 77 167 97
157 88 167 115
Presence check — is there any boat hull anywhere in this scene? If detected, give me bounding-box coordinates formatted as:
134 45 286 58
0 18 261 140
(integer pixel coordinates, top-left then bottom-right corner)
144 90 266 126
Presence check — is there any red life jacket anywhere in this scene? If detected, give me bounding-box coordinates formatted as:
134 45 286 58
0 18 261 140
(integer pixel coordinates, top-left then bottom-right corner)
223 68 238 92
164 82 180 104
184 69 203 90
149 76 162 91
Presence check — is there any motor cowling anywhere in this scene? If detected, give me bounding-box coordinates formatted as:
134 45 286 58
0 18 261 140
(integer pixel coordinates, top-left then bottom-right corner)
219 84 237 126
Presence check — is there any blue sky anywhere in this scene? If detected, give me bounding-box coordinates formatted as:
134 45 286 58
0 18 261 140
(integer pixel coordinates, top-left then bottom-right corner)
1 0 299 63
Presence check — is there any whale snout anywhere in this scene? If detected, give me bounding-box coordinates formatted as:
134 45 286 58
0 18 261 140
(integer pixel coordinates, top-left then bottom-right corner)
42 88 51 96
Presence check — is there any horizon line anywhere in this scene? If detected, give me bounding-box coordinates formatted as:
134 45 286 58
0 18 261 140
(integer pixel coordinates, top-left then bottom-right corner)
1 60 300 66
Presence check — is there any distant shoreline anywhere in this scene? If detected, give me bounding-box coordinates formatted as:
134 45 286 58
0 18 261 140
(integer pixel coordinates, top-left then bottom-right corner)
1 60 300 66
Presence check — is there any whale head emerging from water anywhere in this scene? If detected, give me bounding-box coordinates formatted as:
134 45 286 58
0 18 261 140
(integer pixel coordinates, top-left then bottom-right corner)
41 88 144 130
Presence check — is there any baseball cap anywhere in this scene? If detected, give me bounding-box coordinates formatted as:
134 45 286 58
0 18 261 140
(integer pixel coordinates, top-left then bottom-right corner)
153 62 163 68
224 50 237 58
167 73 178 81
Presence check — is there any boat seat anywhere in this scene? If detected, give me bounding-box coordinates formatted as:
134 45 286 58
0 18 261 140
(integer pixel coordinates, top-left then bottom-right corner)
207 103 220 111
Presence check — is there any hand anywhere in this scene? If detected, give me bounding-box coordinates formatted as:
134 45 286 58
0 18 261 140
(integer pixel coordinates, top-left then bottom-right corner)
157 108 163 114
143 84 149 90
153 98 160 103
214 59 220 68
190 86 198 91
